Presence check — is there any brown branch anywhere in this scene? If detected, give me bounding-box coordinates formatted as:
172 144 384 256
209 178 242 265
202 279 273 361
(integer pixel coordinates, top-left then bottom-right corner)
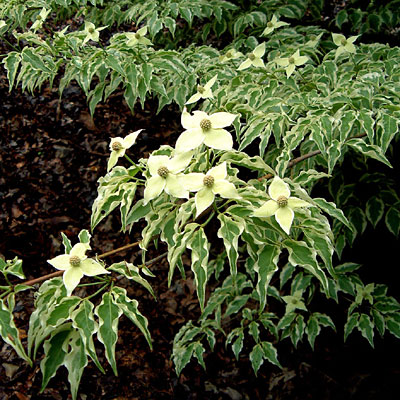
22 241 141 287
258 133 367 181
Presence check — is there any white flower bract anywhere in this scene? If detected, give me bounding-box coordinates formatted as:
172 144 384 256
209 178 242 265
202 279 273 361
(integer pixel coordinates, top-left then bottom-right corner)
181 162 240 217
31 8 50 32
275 49 308 78
332 33 358 60
47 243 109 296
186 74 218 105
107 129 142 171
82 21 107 45
262 14 289 36
126 26 152 46
143 152 193 204
253 176 311 234
238 43 265 71
175 108 237 153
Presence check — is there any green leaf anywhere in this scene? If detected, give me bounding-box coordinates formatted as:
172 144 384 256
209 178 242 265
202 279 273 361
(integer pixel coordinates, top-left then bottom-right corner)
47 297 81 327
261 341 282 368
313 198 351 229
344 312 359 341
283 240 328 291
112 287 152 349
346 138 392 168
64 330 88 400
22 48 52 73
0 299 31 365
40 324 72 391
109 262 155 299
371 309 385 337
193 342 206 370
95 292 123 375
232 331 244 360
219 151 275 175
306 315 320 350
386 316 400 339
253 244 280 312
1 257 25 279
168 222 198 285
61 233 72 254
3 52 21 91
173 342 195 375
187 228 209 311
71 299 104 373
225 294 251 317
378 113 398 153
335 262 362 274
250 343 264 375
217 214 244 277
357 313 374 347
366 196 385 228
385 207 400 236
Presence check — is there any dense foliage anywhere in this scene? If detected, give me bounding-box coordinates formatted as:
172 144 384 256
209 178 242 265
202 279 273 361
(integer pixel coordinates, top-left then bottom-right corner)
1 0 400 398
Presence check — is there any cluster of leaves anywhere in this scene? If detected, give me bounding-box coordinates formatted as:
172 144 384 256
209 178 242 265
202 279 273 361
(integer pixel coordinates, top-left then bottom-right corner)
334 0 400 36
1 0 400 399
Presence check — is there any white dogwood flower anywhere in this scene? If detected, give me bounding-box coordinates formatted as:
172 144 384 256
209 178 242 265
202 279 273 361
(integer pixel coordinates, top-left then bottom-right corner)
31 8 50 32
253 176 311 234
275 49 308 78
48 243 109 296
126 26 152 46
332 33 358 59
181 162 240 217
262 14 289 36
82 22 107 45
186 74 218 105
108 129 142 171
219 48 243 63
143 152 193 203
175 108 237 153
238 42 265 70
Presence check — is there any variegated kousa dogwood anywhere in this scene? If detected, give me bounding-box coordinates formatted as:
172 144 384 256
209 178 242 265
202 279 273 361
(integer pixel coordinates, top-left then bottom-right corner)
175 108 237 153
275 49 308 78
143 151 193 203
126 26 152 46
47 243 109 296
238 42 265 70
253 176 311 234
108 129 142 171
181 162 240 217
186 75 218 105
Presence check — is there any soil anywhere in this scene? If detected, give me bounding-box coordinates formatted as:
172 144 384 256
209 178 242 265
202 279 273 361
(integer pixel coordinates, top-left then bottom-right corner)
1 9 400 400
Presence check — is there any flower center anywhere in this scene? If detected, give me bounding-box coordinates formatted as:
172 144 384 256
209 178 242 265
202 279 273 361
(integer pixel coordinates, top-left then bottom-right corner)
197 85 205 94
112 141 123 151
69 255 81 267
248 52 256 61
200 118 212 131
341 38 347 46
288 57 295 64
36 15 42 21
277 195 288 207
135 32 141 39
267 21 273 27
203 175 214 187
157 166 169 178
88 27 95 34
226 51 232 58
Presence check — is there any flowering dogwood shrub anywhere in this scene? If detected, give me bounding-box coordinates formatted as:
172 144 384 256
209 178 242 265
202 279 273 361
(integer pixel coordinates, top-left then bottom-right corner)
1 0 400 398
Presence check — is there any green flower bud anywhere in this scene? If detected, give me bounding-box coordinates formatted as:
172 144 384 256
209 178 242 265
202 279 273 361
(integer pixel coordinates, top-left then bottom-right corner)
69 255 81 267
200 119 212 131
157 166 169 178
203 175 215 187
277 195 288 207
